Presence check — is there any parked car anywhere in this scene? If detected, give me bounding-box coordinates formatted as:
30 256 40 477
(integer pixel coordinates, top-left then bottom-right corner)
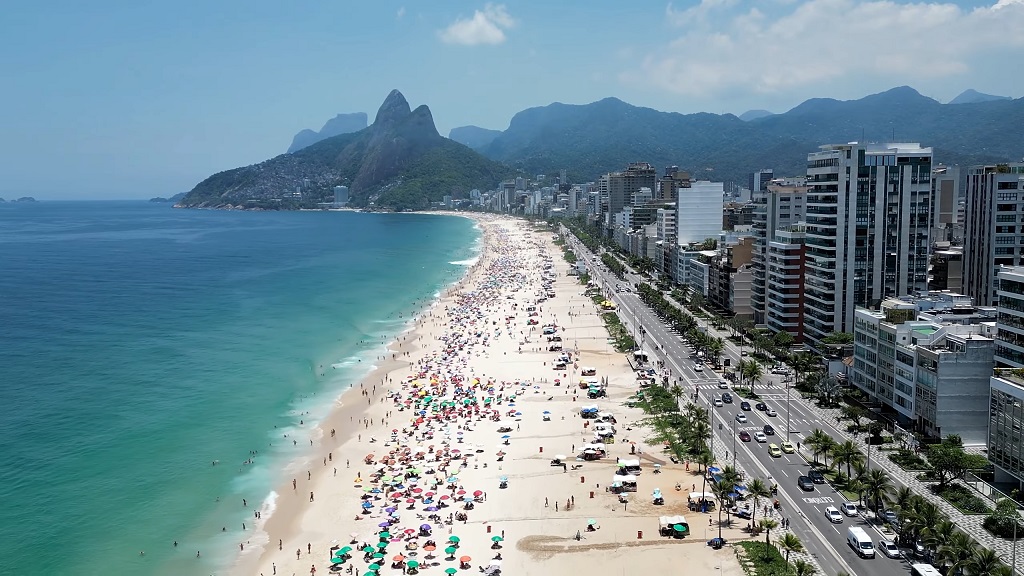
841 502 858 517
781 441 796 454
878 539 902 559
753 431 767 443
735 413 748 423
739 431 751 442
808 469 826 484
740 401 752 411
797 476 815 491
825 506 844 523
763 424 775 435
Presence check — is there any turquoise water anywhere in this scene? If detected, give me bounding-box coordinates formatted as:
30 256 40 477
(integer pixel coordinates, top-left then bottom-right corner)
0 202 479 575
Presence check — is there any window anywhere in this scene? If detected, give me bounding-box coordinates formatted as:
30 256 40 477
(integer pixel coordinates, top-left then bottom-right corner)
998 192 1019 201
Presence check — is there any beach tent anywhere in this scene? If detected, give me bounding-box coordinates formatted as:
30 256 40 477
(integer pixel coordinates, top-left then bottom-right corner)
689 492 716 502
616 458 641 471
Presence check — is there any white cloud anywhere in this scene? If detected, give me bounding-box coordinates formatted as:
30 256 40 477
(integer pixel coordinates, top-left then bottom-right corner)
397 6 405 19
633 0 1024 100
439 4 515 46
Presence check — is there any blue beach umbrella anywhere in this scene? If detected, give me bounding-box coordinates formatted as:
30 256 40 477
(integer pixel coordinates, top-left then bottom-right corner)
362 501 374 508
500 435 511 439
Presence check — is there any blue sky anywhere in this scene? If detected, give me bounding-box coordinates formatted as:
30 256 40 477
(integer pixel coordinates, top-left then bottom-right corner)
1 0 1021 199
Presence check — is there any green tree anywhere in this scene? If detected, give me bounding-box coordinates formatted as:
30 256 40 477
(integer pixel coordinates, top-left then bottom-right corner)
929 434 990 489
938 530 974 575
792 558 815 576
860 468 894 515
983 497 1024 539
779 532 803 565
758 518 778 560
746 478 772 528
832 440 864 478
964 547 1003 576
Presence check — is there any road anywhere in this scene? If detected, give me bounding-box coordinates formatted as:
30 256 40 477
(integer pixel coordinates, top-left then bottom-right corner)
565 231 911 576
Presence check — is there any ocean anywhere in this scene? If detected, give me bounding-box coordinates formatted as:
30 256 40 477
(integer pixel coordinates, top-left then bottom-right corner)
0 201 479 575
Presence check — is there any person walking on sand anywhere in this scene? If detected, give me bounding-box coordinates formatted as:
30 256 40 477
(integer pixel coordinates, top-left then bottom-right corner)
297 548 302 560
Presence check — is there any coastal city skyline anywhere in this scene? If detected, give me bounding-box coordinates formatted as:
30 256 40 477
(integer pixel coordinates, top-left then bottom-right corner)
2 0 1023 199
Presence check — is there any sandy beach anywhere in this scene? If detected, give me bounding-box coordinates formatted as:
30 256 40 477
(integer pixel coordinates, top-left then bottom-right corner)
234 216 750 576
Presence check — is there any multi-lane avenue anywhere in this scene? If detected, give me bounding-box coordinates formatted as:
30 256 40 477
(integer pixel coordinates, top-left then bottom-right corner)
565 230 913 576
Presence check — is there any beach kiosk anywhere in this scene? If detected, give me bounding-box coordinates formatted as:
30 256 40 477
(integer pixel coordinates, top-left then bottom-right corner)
688 492 717 512
658 515 690 538
616 458 641 474
579 405 599 419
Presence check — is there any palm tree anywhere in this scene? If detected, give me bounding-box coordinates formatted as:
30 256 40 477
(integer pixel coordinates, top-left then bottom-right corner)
938 530 974 576
792 559 815 576
832 440 863 478
758 518 778 560
805 429 829 465
712 481 734 539
669 384 684 406
779 532 803 565
847 476 866 508
707 337 725 368
860 468 894 516
695 450 714 503
923 519 956 562
746 478 772 528
965 548 1003 576
740 359 763 388
818 435 837 469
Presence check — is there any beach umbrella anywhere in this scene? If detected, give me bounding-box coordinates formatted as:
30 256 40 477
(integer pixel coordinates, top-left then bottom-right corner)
460 555 471 563
377 541 388 549
587 519 597 525
362 501 373 508
406 560 420 569
379 532 391 539
372 552 385 559
369 564 381 571
340 546 353 554
445 569 458 575
542 411 551 415
473 490 483 497
378 522 391 528
448 535 460 543
444 546 457 555
393 554 405 562
673 524 688 533
426 506 439 511
363 546 376 553
491 536 503 542
420 523 432 530
500 435 511 439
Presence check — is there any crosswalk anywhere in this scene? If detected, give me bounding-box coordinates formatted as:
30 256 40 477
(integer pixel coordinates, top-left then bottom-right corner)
694 382 784 391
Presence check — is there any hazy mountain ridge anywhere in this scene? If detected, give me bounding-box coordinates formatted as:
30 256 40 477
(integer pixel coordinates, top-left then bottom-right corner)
949 89 1012 105
180 91 511 211
287 113 368 153
481 87 1024 184
448 126 503 149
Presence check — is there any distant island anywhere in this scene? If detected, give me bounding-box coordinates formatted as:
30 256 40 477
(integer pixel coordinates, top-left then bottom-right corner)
0 196 37 203
150 192 186 203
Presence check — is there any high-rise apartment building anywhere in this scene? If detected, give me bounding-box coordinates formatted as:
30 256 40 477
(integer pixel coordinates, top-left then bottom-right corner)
751 182 807 326
603 162 656 229
659 168 691 202
994 266 1024 368
803 143 934 347
749 169 774 196
765 226 807 341
677 181 724 245
962 163 1024 306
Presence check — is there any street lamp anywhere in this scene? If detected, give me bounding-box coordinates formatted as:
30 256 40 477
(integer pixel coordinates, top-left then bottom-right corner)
786 380 792 439
732 417 737 468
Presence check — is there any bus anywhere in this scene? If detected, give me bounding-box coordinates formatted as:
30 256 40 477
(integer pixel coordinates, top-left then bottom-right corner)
910 564 942 576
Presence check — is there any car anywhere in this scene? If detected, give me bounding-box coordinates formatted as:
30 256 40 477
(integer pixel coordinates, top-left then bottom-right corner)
768 444 782 457
825 506 844 523
755 402 767 411
765 407 777 417
739 431 751 442
735 413 748 423
881 509 900 526
740 401 751 411
808 469 826 484
797 476 815 491
781 441 796 454
753 431 767 443
717 379 730 389
841 502 858 517
740 350 748 356
763 424 776 435
693 363 704 371
771 366 789 375
713 398 724 407
878 539 902 559
722 393 733 404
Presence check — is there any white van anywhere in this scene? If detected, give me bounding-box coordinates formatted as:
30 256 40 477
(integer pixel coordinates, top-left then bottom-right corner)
847 527 875 558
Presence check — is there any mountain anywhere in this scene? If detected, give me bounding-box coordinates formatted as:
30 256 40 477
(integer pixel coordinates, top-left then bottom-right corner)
480 87 1024 184
949 89 1012 105
149 192 186 203
180 90 512 211
738 109 774 122
287 112 368 153
449 125 503 149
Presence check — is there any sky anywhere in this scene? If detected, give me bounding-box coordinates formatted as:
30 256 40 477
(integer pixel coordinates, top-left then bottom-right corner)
1 0 1022 199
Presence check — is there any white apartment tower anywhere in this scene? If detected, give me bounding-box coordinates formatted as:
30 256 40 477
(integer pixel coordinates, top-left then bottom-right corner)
677 181 723 245
750 182 808 326
803 143 935 347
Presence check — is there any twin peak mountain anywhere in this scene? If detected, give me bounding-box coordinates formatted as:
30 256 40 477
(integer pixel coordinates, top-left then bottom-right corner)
179 90 509 211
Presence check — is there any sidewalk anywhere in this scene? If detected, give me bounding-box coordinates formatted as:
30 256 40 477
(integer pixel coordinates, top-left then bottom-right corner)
799 399 1023 572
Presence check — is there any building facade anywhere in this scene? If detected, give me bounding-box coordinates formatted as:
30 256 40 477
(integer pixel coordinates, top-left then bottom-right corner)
804 143 935 348
751 182 808 326
989 372 1024 488
677 181 724 245
765 227 807 341
962 163 1024 306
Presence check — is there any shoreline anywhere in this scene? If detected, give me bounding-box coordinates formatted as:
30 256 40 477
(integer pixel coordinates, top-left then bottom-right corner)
237 215 750 576
228 214 495 575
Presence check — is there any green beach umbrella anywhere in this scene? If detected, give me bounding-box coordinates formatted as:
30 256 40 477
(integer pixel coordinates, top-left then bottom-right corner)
379 532 391 539
362 546 375 553
332 556 346 563
377 541 388 548
587 518 597 525
444 546 457 555
372 552 385 559
448 535 460 543
406 560 420 568
368 564 381 571
490 536 503 542
340 546 353 554
446 568 458 575
673 524 688 533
